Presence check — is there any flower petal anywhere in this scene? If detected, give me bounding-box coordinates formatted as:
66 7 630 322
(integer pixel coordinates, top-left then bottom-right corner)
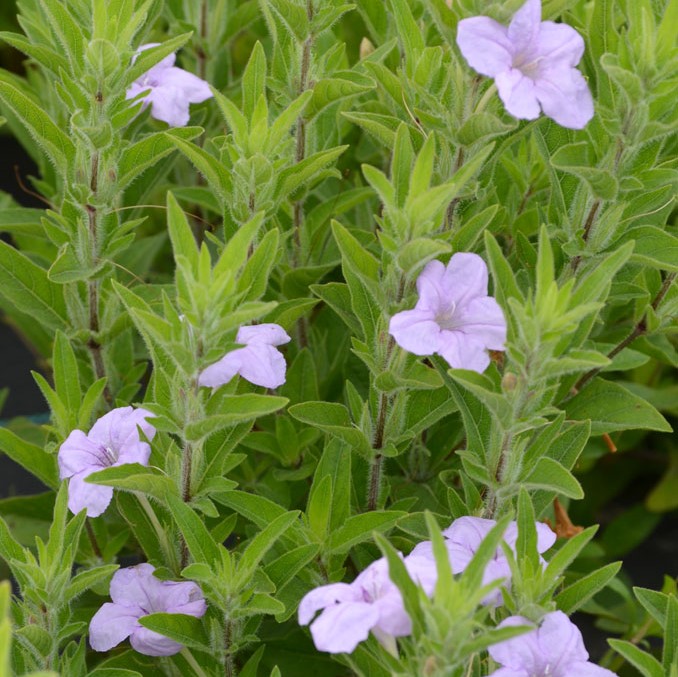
115 441 152 466
130 626 184 657
309 601 380 654
298 582 357 625
535 522 557 554
389 308 441 356
536 21 585 68
456 16 513 78
237 344 288 389
110 563 158 607
537 611 589 669
162 580 207 617
69 470 114 517
534 67 594 129
146 85 191 127
508 0 542 56
442 253 490 305
562 663 618 677
455 296 507 351
89 602 141 652
438 331 491 373
415 259 448 310
198 349 244 389
58 430 106 479
495 68 541 120
374 593 411 637
489 615 542 670
237 323 291 347
156 66 213 104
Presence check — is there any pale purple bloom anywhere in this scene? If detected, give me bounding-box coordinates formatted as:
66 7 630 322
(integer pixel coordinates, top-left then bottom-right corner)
89 564 207 657
456 0 594 129
298 556 436 654
126 43 212 127
489 611 617 676
58 407 156 517
199 323 291 390
389 253 506 373
410 516 556 605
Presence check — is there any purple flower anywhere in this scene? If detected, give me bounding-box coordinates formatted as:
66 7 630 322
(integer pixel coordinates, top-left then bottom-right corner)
456 0 594 129
410 516 556 605
89 564 207 657
489 611 617 676
389 253 506 374
199 323 291 390
58 407 156 517
126 43 212 127
298 556 436 654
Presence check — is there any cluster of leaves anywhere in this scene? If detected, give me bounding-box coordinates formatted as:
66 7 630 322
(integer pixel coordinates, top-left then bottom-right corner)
0 0 675 675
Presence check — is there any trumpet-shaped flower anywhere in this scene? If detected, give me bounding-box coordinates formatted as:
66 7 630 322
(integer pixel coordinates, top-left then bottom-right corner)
456 0 594 129
89 564 207 657
126 43 212 127
199 323 291 390
489 611 617 676
389 253 506 373
58 407 156 517
298 556 436 654
410 516 556 605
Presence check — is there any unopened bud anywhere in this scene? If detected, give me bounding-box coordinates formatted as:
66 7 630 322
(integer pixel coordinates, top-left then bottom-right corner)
360 37 375 59
501 372 518 392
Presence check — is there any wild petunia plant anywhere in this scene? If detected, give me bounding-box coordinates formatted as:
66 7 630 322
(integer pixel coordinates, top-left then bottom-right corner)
0 0 675 675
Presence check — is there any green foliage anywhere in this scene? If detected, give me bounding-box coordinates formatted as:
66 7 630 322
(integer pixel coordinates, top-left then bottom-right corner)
0 0 675 674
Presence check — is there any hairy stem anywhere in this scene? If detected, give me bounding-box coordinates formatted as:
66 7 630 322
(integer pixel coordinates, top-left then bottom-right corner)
85 519 103 559
570 199 601 272
367 391 388 511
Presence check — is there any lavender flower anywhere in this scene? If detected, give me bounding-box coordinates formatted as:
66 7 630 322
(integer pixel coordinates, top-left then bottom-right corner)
89 564 207 657
126 43 212 127
389 254 506 374
58 407 156 517
410 516 556 605
456 0 594 129
298 556 436 654
199 323 291 390
489 611 617 676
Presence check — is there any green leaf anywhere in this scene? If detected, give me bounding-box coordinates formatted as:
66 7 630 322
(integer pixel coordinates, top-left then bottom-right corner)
0 240 68 330
565 379 672 435
556 561 622 613
170 137 231 202
236 511 299 584
65 564 119 602
53 331 80 423
138 613 210 651
305 72 375 120
551 142 618 200
166 191 199 272
125 34 193 85
327 511 405 554
288 401 370 455
166 494 222 566
626 225 678 272
242 41 266 120
523 457 584 499
86 464 177 502
0 429 58 490
607 640 663 677
118 127 202 190
0 72 75 173
39 0 85 70
277 146 348 199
